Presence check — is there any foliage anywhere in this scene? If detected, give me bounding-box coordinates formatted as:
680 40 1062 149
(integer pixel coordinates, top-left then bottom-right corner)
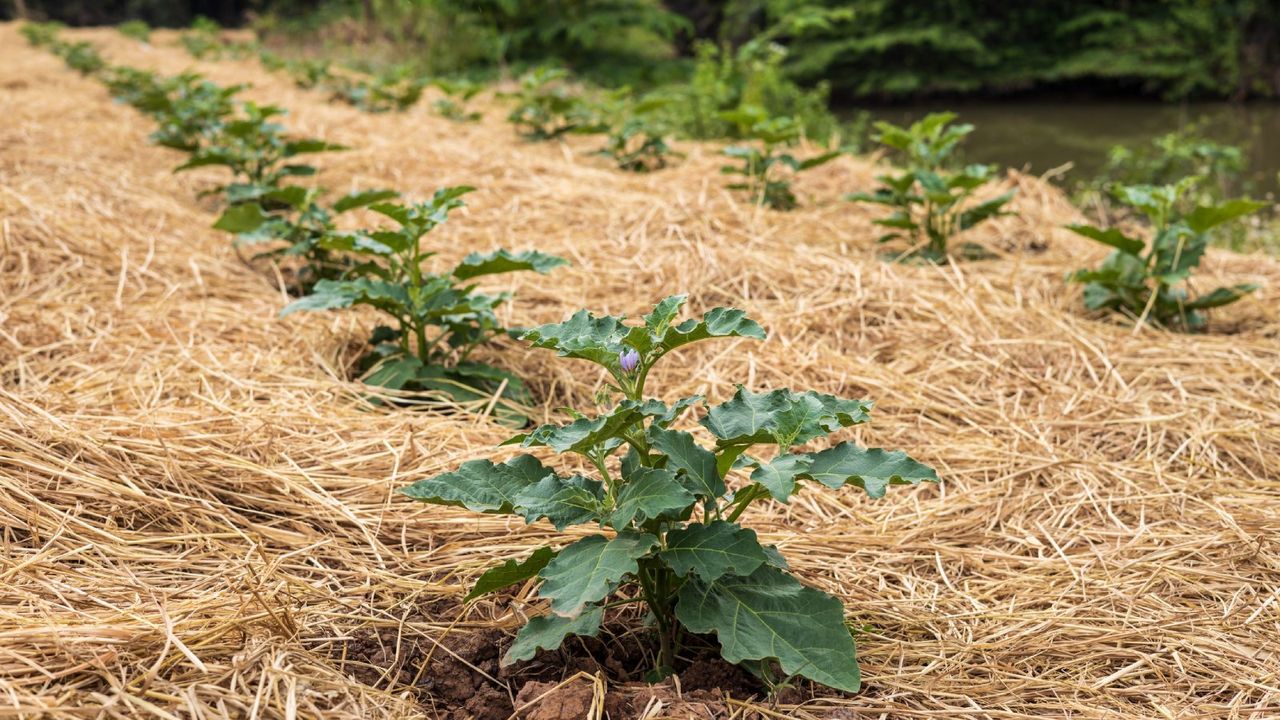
848 112 1013 261
722 0 1280 101
212 186 399 291
179 16 224 60
19 21 64 47
432 78 485 123
117 20 151 43
173 102 346 203
402 296 937 689
52 40 106 76
719 106 839 210
281 187 568 417
103 68 245 152
328 71 427 113
506 68 602 141
1094 126 1248 208
646 37 837 142
596 94 679 172
286 57 336 90
1066 180 1265 330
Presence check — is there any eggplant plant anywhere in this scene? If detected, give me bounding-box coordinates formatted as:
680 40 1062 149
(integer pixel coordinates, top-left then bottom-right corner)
328 71 427 114
213 186 400 290
281 187 568 418
848 112 1013 262
598 95 680 172
104 69 244 152
506 68 601 141
174 102 346 204
20 21 64 47
402 297 938 691
53 40 106 76
179 16 224 60
719 106 839 210
432 78 484 123
1066 179 1264 330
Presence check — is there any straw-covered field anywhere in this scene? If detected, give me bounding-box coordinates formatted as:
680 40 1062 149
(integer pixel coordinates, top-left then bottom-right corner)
3 23 1280 720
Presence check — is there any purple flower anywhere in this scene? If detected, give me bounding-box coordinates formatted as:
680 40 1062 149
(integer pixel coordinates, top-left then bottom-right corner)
619 348 641 374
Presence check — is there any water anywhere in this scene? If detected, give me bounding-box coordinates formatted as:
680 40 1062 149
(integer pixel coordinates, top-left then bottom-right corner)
863 101 1280 197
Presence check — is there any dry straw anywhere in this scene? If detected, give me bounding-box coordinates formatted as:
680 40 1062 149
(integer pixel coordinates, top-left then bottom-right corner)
2 24 1279 720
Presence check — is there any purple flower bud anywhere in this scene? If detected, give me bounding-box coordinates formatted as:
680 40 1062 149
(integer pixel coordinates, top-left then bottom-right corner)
619 348 641 374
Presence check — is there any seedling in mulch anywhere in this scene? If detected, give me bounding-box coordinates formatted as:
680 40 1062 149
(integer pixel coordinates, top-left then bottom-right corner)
179 16 225 60
506 68 602 141
432 78 484 123
281 187 568 420
329 70 426 114
53 40 106 76
174 102 346 204
104 68 245 152
402 296 938 692
598 94 680 172
849 112 1013 262
20 21 64 47
719 105 839 210
1066 178 1264 330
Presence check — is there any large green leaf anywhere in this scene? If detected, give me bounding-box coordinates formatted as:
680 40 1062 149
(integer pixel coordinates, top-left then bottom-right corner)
659 521 769 581
504 401 646 455
212 203 272 233
610 467 695 528
650 307 765 356
749 453 811 502
452 249 569 280
675 564 861 693
802 442 938 498
538 532 658 617
332 188 400 213
519 309 628 367
701 387 872 449
399 454 555 514
502 605 603 665
1184 283 1259 310
648 428 725 500
1065 224 1145 256
465 546 556 602
515 475 605 530
1184 199 1266 234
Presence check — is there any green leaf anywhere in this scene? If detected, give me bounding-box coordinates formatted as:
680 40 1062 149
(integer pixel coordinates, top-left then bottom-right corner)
958 192 1013 230
610 468 695 528
657 307 766 355
452 249 569 280
802 442 938 498
1184 199 1266 234
332 188 400 213
1065 224 1145 256
701 387 872 449
399 455 555 514
659 521 769 581
504 401 647 455
675 564 860 693
212 203 272 233
539 532 658 617
515 475 605 530
749 453 811 502
502 605 603 665
1183 283 1259 310
465 546 556 602
643 295 687 339
648 428 725 500
520 309 628 368
283 138 347 156
363 356 424 390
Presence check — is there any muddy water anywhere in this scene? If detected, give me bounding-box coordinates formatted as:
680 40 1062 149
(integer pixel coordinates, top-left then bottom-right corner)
864 100 1280 197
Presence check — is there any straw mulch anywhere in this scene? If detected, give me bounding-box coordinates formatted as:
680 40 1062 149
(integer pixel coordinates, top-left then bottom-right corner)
2 23 1278 720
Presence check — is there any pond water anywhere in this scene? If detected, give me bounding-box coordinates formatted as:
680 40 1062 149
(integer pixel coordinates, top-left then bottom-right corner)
864 101 1280 198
